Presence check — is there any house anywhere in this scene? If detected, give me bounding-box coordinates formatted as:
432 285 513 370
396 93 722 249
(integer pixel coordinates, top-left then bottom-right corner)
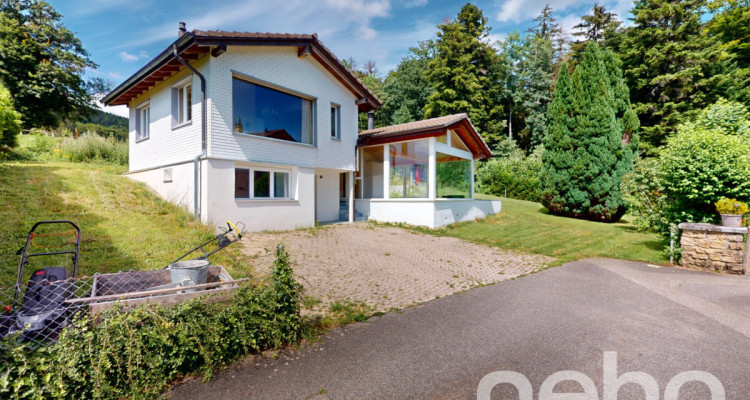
102 24 501 231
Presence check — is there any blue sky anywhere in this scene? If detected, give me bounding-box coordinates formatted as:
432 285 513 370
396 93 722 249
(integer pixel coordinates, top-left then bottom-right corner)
51 0 635 117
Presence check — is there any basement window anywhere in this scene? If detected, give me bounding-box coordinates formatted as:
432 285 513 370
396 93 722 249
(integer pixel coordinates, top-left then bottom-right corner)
163 168 173 183
235 167 290 200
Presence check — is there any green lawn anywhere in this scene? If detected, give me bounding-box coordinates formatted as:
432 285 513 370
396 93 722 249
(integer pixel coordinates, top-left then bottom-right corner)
428 195 667 265
0 161 251 286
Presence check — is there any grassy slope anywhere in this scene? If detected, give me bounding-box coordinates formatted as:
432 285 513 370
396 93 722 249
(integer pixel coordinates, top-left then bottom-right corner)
431 196 667 265
0 161 250 286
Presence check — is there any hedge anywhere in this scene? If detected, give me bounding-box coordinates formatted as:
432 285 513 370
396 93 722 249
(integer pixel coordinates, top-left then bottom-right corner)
0 245 302 400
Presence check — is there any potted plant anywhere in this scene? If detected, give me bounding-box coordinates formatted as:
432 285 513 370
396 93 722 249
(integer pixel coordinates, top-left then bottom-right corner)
715 197 749 227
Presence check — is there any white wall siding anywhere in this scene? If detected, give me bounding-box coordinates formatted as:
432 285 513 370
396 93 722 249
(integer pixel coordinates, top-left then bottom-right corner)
356 199 502 228
127 57 209 172
315 168 340 222
205 159 316 232
207 46 358 171
125 161 196 212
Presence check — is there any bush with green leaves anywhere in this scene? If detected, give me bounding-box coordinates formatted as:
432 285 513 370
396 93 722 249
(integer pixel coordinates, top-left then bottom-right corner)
659 101 750 227
0 245 303 400
0 82 21 151
620 158 669 232
60 132 128 165
476 145 542 202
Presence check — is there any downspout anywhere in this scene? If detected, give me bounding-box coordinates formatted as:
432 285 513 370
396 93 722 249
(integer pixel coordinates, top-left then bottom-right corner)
173 42 207 221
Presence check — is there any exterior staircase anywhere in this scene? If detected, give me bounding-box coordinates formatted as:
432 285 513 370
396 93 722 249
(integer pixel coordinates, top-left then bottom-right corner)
339 200 364 221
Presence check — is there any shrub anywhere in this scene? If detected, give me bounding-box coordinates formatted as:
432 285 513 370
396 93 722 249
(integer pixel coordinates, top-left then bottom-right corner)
0 245 303 400
60 132 128 165
620 158 669 233
659 109 750 226
476 146 542 202
0 83 21 151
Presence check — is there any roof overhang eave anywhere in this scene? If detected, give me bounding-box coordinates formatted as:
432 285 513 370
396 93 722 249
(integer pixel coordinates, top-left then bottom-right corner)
102 34 197 106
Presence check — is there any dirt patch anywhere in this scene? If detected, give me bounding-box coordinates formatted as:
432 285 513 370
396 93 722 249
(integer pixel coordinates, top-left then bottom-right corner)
244 223 554 312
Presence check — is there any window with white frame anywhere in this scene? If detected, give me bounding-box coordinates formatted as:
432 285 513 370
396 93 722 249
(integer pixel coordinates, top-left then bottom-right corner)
330 104 340 139
172 78 192 127
234 167 291 199
135 103 150 141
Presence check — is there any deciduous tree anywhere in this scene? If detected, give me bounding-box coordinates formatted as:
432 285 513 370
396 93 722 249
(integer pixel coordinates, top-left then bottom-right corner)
0 0 97 128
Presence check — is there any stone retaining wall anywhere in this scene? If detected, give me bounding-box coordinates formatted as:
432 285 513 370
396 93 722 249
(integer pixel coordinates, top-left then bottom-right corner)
679 223 748 274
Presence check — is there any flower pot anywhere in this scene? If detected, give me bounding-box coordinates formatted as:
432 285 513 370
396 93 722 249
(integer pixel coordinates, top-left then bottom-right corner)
720 214 742 228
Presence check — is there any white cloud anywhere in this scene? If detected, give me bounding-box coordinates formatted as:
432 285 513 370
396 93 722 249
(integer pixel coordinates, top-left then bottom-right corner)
495 0 584 23
107 71 123 80
485 32 508 50
118 51 140 62
558 13 583 40
404 0 428 7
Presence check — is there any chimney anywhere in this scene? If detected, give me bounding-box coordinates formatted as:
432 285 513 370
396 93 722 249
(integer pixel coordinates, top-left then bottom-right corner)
178 22 187 38
367 111 374 130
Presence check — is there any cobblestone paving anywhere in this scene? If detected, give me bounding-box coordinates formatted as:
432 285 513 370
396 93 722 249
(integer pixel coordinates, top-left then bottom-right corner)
244 223 555 312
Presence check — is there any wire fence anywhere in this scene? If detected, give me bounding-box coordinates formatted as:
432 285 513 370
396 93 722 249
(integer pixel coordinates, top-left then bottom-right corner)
1 266 242 344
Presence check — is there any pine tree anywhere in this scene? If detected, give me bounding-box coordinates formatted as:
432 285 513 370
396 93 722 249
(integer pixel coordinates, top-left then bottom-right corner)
541 42 635 222
705 0 750 106
569 3 622 63
424 3 504 147
526 4 564 62
519 35 555 148
540 62 575 212
614 0 710 152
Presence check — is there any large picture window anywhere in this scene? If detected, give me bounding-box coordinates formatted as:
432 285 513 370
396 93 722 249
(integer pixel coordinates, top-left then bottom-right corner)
389 141 429 198
232 78 314 145
235 168 291 199
436 153 471 198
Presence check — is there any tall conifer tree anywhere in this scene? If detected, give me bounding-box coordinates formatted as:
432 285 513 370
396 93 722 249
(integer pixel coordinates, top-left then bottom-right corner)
541 42 635 222
424 3 504 147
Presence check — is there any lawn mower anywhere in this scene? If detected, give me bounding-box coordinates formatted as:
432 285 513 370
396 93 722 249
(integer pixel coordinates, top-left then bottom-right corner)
168 221 244 265
1 220 81 342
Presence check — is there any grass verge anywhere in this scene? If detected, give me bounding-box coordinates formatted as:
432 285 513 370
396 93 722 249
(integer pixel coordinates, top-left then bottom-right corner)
405 195 667 265
0 161 250 286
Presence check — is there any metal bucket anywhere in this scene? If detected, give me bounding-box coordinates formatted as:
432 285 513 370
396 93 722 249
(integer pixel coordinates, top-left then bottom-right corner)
167 259 209 289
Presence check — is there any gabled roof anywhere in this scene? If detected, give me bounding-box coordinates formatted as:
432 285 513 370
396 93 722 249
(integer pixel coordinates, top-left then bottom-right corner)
102 30 381 111
358 113 493 159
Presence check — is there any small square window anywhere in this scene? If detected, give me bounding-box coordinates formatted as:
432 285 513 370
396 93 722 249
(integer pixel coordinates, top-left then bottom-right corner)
235 169 249 198
330 104 340 139
163 168 173 183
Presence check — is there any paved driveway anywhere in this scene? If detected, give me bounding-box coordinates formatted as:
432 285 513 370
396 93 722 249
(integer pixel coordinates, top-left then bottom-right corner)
244 223 553 312
169 258 750 399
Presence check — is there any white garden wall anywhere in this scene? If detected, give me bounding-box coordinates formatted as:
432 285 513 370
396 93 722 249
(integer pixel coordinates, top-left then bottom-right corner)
356 199 502 228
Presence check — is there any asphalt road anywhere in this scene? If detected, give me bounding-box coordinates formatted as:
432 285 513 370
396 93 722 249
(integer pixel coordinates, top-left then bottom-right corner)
168 259 750 399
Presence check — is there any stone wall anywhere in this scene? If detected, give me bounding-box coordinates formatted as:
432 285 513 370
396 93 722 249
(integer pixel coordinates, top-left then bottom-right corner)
679 223 748 274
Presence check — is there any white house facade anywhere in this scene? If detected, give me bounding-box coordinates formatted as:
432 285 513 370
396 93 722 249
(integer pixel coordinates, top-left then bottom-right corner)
103 25 500 232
